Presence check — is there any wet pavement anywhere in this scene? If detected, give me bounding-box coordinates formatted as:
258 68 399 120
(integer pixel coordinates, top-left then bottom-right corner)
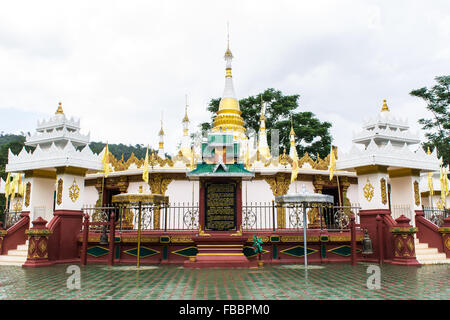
0 263 448 300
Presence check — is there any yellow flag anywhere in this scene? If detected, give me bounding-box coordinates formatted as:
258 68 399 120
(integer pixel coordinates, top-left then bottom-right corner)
142 146 149 183
10 174 18 203
329 145 336 181
291 152 298 183
18 174 24 197
440 166 445 202
102 144 110 178
4 172 11 198
444 168 449 196
190 145 196 170
428 172 434 197
244 142 249 169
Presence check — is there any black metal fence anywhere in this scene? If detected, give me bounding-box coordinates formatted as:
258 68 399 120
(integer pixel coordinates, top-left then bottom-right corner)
82 202 360 233
82 202 199 233
242 202 360 231
2 209 22 229
422 206 449 227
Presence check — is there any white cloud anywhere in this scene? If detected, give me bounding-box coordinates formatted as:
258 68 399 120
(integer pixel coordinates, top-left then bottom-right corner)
0 0 449 155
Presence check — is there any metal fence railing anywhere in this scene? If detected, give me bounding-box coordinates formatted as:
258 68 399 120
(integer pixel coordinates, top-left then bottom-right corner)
391 204 413 222
242 202 360 232
82 202 361 233
422 206 449 227
82 202 199 233
3 210 22 229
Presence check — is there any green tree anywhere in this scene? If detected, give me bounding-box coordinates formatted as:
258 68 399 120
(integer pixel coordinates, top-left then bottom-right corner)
200 88 332 158
410 76 450 166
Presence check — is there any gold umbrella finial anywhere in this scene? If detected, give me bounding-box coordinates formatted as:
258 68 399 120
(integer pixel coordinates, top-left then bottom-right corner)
55 102 64 115
381 99 390 112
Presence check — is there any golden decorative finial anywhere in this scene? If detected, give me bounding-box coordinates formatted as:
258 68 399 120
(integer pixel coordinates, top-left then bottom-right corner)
183 94 189 123
260 95 266 121
427 147 431 155
55 102 64 115
290 115 295 136
381 99 390 112
159 112 164 136
224 22 233 59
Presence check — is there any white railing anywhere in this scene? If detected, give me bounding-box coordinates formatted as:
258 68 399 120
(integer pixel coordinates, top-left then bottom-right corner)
391 204 414 224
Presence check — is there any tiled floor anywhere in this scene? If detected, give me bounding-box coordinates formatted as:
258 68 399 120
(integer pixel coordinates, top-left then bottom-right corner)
0 263 448 300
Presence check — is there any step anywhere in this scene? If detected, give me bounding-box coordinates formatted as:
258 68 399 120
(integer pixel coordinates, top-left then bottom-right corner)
16 244 28 251
7 249 28 256
0 261 24 266
415 243 428 249
416 259 450 265
416 253 447 261
415 248 439 255
0 255 27 262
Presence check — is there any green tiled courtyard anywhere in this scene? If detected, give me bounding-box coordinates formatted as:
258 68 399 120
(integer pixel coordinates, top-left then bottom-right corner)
0 263 448 300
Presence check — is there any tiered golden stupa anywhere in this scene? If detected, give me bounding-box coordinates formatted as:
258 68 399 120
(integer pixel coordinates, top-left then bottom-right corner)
211 37 246 140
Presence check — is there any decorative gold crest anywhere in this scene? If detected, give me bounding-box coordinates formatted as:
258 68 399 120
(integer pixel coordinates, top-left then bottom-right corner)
413 181 420 206
13 199 23 212
363 179 374 202
380 178 387 205
445 237 450 251
57 179 63 205
436 199 445 210
25 182 31 207
69 179 80 202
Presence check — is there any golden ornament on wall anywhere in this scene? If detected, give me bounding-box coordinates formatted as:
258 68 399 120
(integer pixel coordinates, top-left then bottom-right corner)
69 179 80 203
436 199 445 210
57 178 63 205
380 178 387 205
363 179 374 202
25 182 31 207
413 181 420 206
445 237 450 251
13 199 23 212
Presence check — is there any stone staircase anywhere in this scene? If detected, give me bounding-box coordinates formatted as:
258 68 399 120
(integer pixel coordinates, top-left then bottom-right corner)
415 239 450 265
0 241 28 266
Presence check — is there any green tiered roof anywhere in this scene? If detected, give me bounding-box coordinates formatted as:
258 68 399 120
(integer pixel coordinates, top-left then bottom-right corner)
187 163 253 179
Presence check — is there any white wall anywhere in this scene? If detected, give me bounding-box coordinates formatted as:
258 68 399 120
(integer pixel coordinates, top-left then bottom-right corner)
28 177 56 222
55 174 85 211
243 179 274 204
165 180 199 204
83 185 99 207
346 183 359 205
357 173 389 210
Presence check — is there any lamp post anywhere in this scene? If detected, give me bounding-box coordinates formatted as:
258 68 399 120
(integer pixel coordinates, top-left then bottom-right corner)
275 185 333 270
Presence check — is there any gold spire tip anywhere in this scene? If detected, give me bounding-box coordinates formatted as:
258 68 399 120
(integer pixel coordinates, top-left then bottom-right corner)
381 99 389 112
55 102 64 115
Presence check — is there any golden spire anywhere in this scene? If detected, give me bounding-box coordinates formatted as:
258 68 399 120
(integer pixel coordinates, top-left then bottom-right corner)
290 116 295 136
381 99 390 112
224 21 233 60
55 102 64 115
159 112 164 136
183 95 189 123
260 96 266 122
427 146 431 155
212 25 245 137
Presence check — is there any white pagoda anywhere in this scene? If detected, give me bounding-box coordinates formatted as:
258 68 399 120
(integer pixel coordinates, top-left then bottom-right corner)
6 102 102 221
337 99 441 220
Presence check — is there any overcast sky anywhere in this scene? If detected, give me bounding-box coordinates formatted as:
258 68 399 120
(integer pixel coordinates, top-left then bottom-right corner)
0 0 449 155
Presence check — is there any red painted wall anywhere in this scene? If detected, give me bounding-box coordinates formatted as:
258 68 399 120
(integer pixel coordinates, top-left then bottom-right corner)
415 213 444 253
47 210 83 262
2 212 29 254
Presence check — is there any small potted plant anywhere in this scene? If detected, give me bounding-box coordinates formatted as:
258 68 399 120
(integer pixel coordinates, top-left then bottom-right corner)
252 235 264 268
